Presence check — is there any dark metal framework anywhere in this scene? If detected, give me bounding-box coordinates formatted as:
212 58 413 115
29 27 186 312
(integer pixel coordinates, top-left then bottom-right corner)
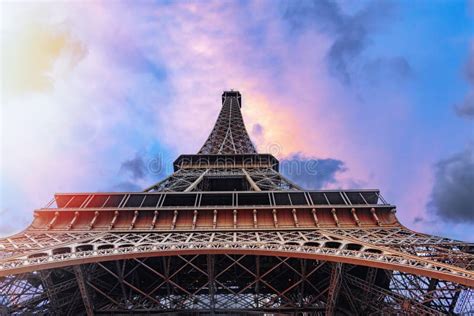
0 91 473 315
3 255 471 315
198 91 256 155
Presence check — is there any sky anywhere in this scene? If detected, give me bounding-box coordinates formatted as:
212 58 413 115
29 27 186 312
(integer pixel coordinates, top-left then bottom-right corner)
0 0 473 241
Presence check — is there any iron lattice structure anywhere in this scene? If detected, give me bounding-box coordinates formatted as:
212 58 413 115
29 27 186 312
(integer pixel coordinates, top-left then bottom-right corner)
0 91 473 315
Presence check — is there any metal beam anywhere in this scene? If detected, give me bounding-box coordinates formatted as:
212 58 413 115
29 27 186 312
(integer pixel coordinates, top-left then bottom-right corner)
73 265 94 316
242 168 262 191
326 263 342 314
184 169 209 192
39 270 59 314
207 255 216 314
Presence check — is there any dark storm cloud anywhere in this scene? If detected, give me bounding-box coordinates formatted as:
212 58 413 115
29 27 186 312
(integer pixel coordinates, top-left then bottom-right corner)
428 145 474 223
455 46 474 119
280 155 346 189
120 155 147 179
115 151 168 193
282 0 411 85
324 1 394 84
327 23 368 84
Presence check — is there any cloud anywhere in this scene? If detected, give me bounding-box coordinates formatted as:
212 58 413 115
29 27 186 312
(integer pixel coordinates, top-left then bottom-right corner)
114 152 169 192
413 216 424 224
110 181 142 192
120 155 146 180
282 0 404 85
466 41 474 83
282 0 342 33
0 2 171 236
1 0 471 243
362 57 414 84
280 154 346 189
1 16 87 98
455 92 474 119
0 207 31 237
428 144 474 223
455 41 474 119
252 123 264 137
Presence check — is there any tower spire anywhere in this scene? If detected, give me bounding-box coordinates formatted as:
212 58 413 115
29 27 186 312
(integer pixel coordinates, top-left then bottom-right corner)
144 91 299 192
198 91 257 154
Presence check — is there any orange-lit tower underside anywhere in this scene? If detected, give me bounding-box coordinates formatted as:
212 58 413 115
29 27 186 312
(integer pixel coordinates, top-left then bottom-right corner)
0 91 472 315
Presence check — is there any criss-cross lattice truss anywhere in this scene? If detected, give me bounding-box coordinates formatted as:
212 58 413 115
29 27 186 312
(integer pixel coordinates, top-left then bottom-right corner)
0 91 472 315
198 91 256 155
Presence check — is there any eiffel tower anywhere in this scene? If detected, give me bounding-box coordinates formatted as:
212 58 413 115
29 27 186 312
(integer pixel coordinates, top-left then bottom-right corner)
0 91 472 315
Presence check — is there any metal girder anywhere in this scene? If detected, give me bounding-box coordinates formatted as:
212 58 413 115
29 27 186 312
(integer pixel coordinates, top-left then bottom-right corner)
145 167 301 192
1 234 472 313
344 270 446 315
207 255 216 314
361 267 377 312
73 265 94 316
340 277 360 315
39 270 59 314
2 230 472 287
325 262 342 314
242 168 262 191
184 169 209 192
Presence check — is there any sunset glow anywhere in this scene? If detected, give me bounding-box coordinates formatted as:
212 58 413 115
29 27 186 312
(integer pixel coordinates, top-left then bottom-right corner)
1 1 473 241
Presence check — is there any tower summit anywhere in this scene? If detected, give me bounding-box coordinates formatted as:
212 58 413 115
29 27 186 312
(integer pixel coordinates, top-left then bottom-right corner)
0 91 472 315
199 91 256 155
